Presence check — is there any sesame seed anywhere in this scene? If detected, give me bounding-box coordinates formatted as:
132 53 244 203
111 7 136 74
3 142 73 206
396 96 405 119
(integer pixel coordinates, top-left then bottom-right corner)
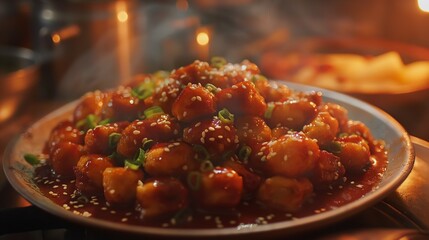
225 126 231 131
208 127 215 131
196 96 202 101
209 137 215 141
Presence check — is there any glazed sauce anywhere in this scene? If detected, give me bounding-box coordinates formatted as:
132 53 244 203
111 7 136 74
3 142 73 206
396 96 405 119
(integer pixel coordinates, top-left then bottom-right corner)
34 142 387 229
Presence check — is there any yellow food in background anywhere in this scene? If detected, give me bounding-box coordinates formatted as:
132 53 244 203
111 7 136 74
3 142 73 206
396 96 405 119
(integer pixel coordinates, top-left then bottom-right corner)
291 51 429 93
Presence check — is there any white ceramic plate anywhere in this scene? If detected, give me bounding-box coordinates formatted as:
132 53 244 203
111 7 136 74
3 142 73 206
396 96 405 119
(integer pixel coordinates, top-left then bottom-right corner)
2 81 415 239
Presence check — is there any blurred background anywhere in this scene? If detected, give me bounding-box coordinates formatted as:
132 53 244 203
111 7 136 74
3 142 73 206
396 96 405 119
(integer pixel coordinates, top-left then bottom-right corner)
1 0 429 143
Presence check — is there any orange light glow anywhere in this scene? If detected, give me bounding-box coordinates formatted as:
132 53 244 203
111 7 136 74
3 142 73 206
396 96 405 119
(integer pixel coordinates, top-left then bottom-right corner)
117 10 128 22
196 31 210 46
418 0 429 12
52 34 61 43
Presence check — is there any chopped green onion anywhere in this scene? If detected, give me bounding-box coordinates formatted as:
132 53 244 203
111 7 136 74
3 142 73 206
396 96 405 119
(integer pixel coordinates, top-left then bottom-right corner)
251 74 268 84
238 145 252 162
193 144 210 162
131 80 155 100
325 141 342 154
142 138 154 151
108 152 120 162
76 114 109 130
187 171 202 191
125 160 140 170
98 118 111 126
205 83 220 94
264 103 275 119
210 56 227 68
23 153 40 166
76 114 98 129
218 108 234 124
108 133 121 149
77 195 89 204
135 148 146 166
124 148 146 170
200 160 214 172
143 106 164 119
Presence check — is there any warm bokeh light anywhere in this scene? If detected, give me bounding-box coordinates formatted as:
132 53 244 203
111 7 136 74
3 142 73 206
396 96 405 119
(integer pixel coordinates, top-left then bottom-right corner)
418 0 429 12
117 10 128 22
196 31 210 46
51 34 61 44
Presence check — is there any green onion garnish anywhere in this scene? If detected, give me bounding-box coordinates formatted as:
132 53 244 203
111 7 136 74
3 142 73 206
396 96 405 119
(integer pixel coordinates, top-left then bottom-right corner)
124 160 140 170
325 141 342 154
131 81 154 100
210 56 227 68
238 145 252 162
135 148 146 166
108 133 121 149
264 103 275 119
124 148 146 170
205 83 220 94
76 114 98 129
98 118 111 126
200 160 214 172
77 195 89 204
218 108 234 124
76 114 110 130
143 106 164 119
142 138 154 151
251 74 267 84
187 171 202 191
23 153 40 166
193 144 210 162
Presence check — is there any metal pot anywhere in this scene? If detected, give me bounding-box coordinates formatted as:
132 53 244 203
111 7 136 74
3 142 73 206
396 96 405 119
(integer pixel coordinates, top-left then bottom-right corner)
0 46 39 123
